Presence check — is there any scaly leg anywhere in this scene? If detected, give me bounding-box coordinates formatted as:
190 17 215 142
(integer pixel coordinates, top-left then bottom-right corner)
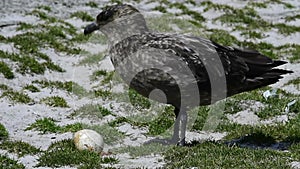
145 107 187 146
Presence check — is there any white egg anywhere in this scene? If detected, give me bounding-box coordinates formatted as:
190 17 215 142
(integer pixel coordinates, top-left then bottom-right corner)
74 129 104 153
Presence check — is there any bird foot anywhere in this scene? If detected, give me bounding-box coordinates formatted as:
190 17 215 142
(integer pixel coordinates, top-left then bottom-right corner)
144 137 185 146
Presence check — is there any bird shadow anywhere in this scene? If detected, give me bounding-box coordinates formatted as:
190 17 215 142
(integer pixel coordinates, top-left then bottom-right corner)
186 132 300 151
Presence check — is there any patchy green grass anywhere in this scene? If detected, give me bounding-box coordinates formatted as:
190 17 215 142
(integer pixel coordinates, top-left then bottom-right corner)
0 123 8 140
37 5 52 12
78 52 105 65
40 96 69 108
164 141 292 168
0 141 41 157
0 61 14 79
0 155 25 169
113 143 172 157
147 106 175 136
0 85 33 104
83 124 125 145
36 139 118 168
85 1 98 8
71 104 113 119
285 77 300 89
25 118 83 134
71 11 94 22
23 84 40 93
128 88 151 110
33 80 87 97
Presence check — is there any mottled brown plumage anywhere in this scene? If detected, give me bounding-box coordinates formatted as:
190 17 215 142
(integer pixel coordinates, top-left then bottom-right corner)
84 4 293 145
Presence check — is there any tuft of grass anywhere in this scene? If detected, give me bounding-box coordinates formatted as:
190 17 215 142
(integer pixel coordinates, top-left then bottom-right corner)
29 9 57 22
25 118 83 134
71 11 94 22
83 124 125 145
164 141 291 168
285 14 300 22
72 104 113 119
208 29 239 46
36 139 112 168
147 106 175 136
284 77 300 89
33 80 87 96
17 22 36 30
0 141 41 157
128 88 151 110
0 61 14 79
94 89 112 99
78 52 105 66
37 5 52 12
85 1 98 8
0 123 8 140
113 143 172 157
0 86 33 104
0 155 25 169
40 96 69 108
274 23 300 35
23 84 40 93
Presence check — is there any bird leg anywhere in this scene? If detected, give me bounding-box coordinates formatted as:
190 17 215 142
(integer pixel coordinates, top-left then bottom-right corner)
145 107 187 146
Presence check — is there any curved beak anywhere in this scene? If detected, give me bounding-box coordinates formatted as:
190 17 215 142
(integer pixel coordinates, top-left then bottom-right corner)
84 22 99 35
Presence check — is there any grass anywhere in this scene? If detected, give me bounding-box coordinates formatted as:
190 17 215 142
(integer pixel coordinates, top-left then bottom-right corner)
36 139 118 168
0 1 299 168
70 11 94 22
85 1 98 8
40 96 69 108
0 141 41 157
23 85 40 93
83 124 125 145
0 155 25 169
0 85 33 104
164 141 292 168
0 61 14 79
113 143 172 157
25 118 83 134
33 80 87 97
0 123 8 140
71 104 113 119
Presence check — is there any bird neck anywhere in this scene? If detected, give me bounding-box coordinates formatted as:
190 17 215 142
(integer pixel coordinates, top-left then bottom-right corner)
100 13 149 47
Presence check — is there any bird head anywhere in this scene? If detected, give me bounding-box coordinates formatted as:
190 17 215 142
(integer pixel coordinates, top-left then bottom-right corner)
84 4 148 43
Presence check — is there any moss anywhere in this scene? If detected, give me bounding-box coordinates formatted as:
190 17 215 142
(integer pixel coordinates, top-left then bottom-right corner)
0 141 41 157
40 96 69 108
